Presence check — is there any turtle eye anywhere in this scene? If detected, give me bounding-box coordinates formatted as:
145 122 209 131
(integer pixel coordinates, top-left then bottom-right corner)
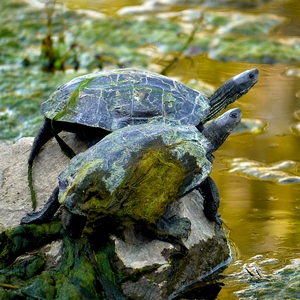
248 73 254 79
230 112 238 119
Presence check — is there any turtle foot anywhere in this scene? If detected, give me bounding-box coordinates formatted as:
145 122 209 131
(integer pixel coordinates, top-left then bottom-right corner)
156 215 191 240
20 186 60 225
203 208 223 226
210 213 222 226
198 177 222 226
21 210 50 224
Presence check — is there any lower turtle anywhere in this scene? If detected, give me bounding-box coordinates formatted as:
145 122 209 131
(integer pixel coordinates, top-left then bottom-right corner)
28 68 259 209
21 108 242 239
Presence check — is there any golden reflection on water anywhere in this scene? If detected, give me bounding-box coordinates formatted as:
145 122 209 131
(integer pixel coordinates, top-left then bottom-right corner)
187 59 300 258
201 61 300 258
169 58 300 259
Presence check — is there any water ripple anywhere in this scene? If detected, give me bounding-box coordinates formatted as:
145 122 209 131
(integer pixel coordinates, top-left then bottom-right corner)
222 158 300 184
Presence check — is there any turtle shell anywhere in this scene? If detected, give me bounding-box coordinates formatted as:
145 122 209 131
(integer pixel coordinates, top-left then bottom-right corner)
41 68 210 131
57 124 212 218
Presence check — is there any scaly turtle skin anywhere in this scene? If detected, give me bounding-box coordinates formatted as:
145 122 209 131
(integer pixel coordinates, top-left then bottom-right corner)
22 108 242 239
28 68 258 209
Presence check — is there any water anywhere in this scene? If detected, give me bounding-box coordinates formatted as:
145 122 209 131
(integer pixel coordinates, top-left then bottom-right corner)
169 55 300 298
1 0 300 298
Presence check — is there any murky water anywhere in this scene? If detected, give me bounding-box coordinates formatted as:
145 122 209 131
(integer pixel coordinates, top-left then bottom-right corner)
2 0 300 298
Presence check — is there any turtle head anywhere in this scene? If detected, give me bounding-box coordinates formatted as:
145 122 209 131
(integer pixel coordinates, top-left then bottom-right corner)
205 69 258 122
202 108 242 153
229 68 259 98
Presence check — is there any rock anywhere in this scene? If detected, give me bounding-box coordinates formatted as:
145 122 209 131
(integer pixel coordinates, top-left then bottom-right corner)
0 133 86 233
0 136 231 298
114 189 231 299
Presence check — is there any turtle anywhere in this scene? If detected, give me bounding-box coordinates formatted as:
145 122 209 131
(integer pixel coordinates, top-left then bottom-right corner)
28 68 258 209
21 108 242 240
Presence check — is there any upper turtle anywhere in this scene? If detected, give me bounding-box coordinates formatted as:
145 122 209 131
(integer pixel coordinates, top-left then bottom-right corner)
42 68 258 130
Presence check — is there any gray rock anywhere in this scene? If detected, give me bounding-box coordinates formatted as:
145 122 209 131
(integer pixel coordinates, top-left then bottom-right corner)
0 133 86 232
114 189 231 299
0 136 231 298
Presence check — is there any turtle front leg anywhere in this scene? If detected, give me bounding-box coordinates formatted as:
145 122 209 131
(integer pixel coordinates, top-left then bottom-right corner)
197 177 222 225
61 207 87 238
21 186 60 224
156 215 191 240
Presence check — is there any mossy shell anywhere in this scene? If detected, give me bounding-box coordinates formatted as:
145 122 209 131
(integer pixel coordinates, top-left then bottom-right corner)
57 124 212 222
41 68 210 130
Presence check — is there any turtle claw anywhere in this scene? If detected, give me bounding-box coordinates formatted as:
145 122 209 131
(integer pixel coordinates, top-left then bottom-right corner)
21 211 46 224
214 213 222 226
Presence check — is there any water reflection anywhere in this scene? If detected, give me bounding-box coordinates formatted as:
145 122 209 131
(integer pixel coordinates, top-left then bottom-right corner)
221 252 300 299
223 158 300 184
215 174 300 253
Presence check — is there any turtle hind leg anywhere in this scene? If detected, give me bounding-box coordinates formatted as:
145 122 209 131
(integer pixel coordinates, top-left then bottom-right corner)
156 215 191 240
28 118 56 167
198 177 222 225
75 125 110 148
21 186 60 224
28 118 59 210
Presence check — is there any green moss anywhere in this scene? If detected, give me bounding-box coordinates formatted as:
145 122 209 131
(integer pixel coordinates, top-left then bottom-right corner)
0 289 9 300
115 147 186 224
53 76 98 121
57 237 100 298
94 243 126 299
59 160 111 213
0 232 113 299
206 13 230 27
16 271 56 299
223 19 281 35
0 221 63 269
0 255 45 290
62 145 186 235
